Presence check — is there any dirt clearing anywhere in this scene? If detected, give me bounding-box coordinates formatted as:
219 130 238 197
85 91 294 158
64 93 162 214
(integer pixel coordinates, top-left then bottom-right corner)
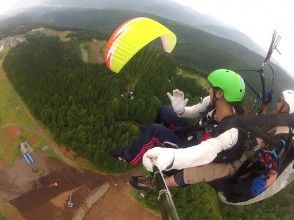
5 124 21 144
5 149 107 219
81 39 106 64
0 203 24 220
85 174 160 220
2 151 159 220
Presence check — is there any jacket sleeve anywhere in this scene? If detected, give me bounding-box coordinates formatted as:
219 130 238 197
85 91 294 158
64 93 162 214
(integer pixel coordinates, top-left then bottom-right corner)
169 128 239 170
179 96 211 119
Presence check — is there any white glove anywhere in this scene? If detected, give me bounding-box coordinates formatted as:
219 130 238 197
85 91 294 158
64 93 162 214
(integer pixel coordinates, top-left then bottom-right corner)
167 89 188 114
142 147 175 172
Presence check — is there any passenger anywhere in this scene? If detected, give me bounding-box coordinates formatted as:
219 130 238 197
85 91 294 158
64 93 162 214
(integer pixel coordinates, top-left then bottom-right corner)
109 69 245 167
130 90 293 192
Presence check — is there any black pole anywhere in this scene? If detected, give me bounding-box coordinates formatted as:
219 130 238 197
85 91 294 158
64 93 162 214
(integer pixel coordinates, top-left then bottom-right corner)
153 165 180 220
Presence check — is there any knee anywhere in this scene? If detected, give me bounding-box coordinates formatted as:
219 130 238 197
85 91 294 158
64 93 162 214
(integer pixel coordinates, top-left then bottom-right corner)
148 123 166 131
158 105 172 116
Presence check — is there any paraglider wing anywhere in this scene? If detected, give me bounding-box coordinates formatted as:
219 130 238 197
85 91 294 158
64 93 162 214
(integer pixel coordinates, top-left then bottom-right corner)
104 17 177 73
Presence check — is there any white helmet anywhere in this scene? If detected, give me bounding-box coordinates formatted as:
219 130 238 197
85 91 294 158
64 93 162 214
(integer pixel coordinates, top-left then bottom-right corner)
282 90 294 113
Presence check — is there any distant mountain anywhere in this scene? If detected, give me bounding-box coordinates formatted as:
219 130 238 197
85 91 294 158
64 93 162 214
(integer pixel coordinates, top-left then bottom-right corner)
199 25 266 56
39 0 264 55
0 7 292 89
50 0 221 24
1 0 266 56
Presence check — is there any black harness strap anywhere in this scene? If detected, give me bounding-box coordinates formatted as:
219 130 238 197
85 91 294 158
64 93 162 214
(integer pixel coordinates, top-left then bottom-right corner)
222 113 294 146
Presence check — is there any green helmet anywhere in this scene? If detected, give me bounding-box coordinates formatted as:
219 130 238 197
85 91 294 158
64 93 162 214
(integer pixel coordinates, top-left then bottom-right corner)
207 69 245 102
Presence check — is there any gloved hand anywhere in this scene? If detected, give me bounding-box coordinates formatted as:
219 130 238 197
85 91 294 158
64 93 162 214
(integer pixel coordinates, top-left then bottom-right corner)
143 147 175 172
167 89 188 114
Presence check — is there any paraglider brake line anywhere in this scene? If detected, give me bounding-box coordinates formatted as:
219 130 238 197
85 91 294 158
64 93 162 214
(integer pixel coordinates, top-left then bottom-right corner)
239 30 281 114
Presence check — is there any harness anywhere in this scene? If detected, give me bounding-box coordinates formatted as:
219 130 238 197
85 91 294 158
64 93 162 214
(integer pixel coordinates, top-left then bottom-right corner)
220 115 294 203
173 105 216 144
258 137 288 171
237 137 289 178
174 105 247 163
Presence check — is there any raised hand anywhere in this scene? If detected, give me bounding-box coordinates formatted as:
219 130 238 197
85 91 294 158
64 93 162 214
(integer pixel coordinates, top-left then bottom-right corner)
167 89 188 114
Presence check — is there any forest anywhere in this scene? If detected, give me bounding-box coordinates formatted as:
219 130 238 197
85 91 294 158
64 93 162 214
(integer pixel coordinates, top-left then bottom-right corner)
3 34 205 172
3 32 293 219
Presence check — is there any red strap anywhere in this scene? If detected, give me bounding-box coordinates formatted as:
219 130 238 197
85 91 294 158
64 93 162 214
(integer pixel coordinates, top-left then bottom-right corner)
202 131 211 141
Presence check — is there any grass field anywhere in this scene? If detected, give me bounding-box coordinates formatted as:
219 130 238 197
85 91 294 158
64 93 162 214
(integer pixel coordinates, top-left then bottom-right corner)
80 39 106 64
0 57 47 167
177 67 209 90
39 28 72 41
0 31 102 169
0 127 21 167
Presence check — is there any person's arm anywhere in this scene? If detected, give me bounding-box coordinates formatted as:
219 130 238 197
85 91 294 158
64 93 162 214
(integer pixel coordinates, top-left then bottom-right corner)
265 169 278 188
143 128 239 171
179 96 211 118
167 89 211 119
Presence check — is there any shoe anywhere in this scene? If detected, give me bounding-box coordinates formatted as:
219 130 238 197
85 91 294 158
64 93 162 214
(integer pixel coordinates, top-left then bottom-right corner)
108 148 127 162
129 176 156 191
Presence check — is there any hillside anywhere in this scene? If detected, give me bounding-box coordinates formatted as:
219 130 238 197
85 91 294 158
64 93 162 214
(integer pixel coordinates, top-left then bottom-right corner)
3 33 205 172
199 24 265 55
2 26 293 220
0 5 293 219
36 0 265 55
0 7 292 94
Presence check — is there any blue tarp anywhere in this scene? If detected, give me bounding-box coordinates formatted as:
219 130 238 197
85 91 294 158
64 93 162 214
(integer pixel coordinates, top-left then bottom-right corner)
23 152 34 165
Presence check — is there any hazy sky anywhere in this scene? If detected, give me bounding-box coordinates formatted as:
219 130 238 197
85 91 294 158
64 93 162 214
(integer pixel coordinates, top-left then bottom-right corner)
0 0 293 79
171 0 294 79
0 0 40 14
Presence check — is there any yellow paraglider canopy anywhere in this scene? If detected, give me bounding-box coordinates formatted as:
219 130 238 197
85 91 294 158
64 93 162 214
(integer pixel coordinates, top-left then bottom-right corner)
105 17 177 74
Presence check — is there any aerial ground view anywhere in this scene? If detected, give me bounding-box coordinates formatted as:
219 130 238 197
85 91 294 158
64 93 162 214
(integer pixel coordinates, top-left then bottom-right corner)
0 0 293 219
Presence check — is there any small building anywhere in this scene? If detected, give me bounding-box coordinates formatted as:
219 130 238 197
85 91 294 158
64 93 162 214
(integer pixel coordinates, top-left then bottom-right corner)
20 141 31 155
20 141 34 165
